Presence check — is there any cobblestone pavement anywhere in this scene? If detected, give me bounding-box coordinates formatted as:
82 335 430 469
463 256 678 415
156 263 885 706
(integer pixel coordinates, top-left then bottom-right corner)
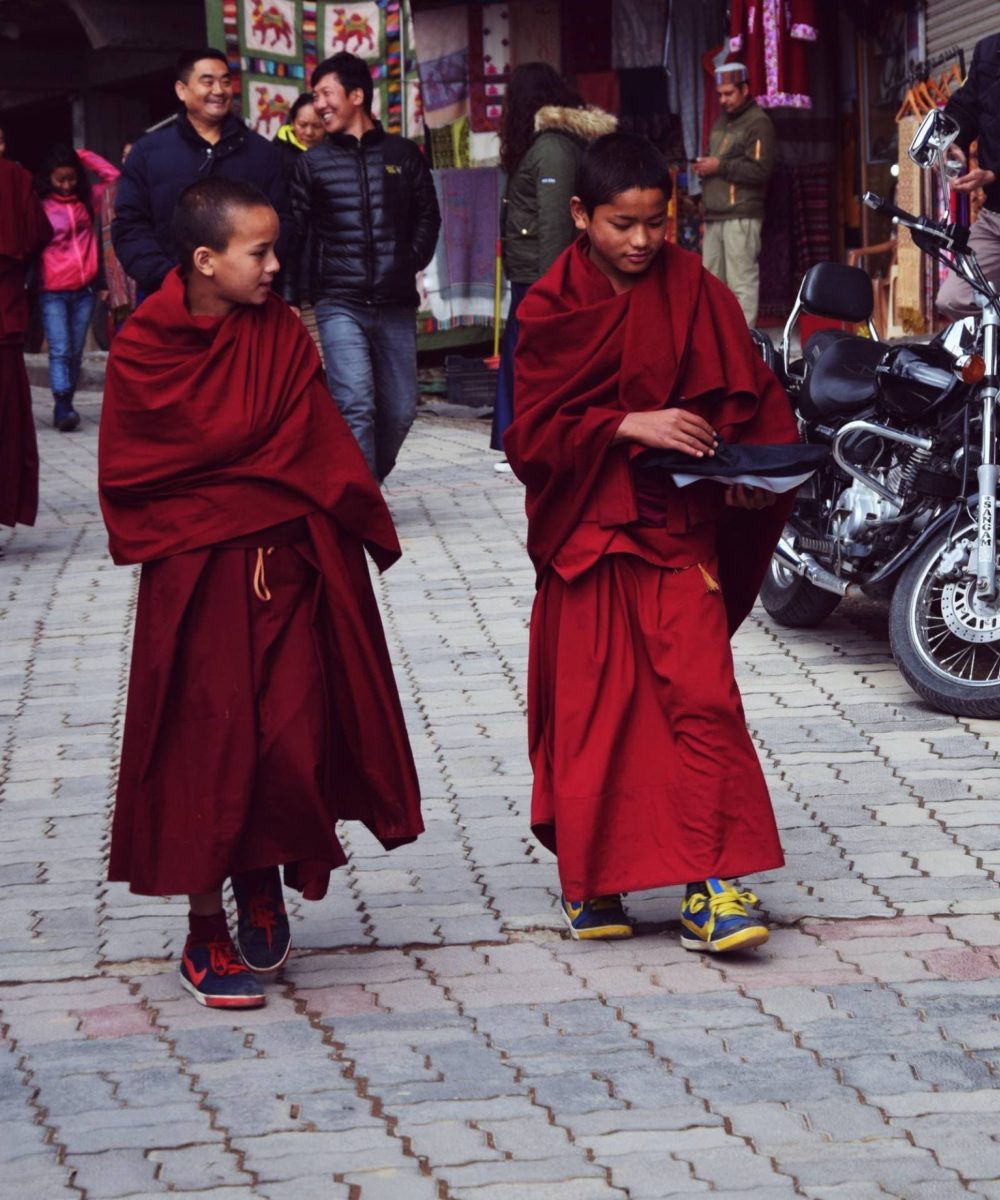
3 384 1000 1200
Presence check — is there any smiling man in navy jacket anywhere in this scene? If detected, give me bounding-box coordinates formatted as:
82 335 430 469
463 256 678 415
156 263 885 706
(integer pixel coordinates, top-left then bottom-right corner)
112 48 289 297
282 52 441 484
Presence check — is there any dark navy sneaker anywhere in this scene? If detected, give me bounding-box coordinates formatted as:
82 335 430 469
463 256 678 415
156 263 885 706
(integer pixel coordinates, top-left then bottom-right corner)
180 937 266 1009
680 878 769 953
232 866 291 973
561 894 634 940
52 397 80 432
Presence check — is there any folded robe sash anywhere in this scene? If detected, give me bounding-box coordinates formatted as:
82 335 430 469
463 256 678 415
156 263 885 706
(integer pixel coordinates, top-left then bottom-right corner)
99 271 422 896
505 237 800 631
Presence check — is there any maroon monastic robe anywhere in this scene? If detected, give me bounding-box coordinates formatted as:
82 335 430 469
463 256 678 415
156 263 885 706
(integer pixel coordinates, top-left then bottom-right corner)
0 159 51 529
505 238 797 898
99 271 422 897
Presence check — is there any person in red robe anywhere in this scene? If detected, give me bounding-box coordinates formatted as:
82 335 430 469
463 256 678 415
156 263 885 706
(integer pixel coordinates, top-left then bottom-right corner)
504 133 798 953
99 177 422 1009
0 157 51 537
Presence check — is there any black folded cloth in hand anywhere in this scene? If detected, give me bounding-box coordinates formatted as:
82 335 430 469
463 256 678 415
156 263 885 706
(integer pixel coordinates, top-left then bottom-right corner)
639 441 830 479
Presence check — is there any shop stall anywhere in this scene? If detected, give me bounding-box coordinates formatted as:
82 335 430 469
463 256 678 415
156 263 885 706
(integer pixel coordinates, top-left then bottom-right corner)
204 1 980 341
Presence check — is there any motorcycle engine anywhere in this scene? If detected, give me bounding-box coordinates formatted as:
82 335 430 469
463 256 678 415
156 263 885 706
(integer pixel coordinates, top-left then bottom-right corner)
830 477 902 544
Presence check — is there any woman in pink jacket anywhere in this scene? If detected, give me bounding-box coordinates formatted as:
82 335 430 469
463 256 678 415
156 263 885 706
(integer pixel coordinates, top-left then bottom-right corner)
34 145 114 431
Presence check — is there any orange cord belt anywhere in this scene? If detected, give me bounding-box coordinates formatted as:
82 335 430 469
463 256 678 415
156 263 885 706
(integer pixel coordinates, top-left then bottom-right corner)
253 546 274 602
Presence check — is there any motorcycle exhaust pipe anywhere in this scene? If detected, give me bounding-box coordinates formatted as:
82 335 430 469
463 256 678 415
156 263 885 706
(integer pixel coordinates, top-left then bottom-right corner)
775 537 863 597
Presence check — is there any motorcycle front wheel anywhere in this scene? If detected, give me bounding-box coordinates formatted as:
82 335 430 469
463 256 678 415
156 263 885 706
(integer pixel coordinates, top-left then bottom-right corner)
889 523 1000 717
760 555 842 628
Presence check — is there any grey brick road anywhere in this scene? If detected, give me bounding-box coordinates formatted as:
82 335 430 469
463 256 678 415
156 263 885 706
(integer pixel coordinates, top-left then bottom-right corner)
3 380 1000 1199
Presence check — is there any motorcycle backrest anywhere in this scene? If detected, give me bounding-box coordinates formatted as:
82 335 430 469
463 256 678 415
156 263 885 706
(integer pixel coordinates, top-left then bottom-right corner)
781 263 879 380
798 263 874 323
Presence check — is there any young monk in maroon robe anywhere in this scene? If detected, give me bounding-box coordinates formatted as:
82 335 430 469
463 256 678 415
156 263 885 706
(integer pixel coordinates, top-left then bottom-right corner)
0 157 51 537
505 133 797 952
99 177 422 1008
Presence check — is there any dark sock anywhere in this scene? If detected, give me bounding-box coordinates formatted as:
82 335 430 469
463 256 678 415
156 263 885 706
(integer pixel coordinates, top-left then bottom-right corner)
685 881 708 899
187 910 229 946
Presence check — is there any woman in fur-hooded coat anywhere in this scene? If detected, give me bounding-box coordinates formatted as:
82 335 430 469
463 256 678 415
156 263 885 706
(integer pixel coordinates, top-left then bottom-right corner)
491 64 616 453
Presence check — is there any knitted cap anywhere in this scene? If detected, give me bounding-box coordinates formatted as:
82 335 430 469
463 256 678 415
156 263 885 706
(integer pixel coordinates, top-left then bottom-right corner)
715 63 749 86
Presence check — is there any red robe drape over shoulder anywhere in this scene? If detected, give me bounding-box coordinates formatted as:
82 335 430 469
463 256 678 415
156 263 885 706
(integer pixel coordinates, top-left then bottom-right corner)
505 237 797 633
0 158 51 528
99 271 422 897
504 239 797 897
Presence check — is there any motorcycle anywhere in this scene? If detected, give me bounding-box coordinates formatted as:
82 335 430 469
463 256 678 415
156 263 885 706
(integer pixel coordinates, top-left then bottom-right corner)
757 108 1000 717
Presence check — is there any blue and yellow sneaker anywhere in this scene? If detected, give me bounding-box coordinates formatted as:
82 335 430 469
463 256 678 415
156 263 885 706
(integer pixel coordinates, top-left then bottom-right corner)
561 894 634 940
680 879 769 953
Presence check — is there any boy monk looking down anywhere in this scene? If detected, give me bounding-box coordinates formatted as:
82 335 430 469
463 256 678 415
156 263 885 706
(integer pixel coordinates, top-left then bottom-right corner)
99 178 422 1008
505 133 797 951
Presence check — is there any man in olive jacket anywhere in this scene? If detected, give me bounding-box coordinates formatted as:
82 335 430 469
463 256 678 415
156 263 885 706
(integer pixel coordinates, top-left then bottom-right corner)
283 52 441 482
693 63 776 327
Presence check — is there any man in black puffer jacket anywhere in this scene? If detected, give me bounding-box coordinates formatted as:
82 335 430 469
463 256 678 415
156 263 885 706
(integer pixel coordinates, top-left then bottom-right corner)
112 48 289 296
283 52 441 482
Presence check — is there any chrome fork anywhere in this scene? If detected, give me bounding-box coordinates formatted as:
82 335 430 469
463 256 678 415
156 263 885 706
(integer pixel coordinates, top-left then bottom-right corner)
976 304 999 599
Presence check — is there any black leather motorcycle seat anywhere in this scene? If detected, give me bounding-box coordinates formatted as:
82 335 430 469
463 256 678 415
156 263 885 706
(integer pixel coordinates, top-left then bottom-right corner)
798 335 887 420
803 327 852 366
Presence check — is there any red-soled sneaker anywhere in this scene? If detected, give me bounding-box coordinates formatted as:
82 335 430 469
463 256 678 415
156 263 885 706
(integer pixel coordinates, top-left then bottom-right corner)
180 937 267 1009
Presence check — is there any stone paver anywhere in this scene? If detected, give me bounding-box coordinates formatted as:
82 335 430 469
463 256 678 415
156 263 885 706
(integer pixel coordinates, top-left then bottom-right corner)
2 388 1000 1197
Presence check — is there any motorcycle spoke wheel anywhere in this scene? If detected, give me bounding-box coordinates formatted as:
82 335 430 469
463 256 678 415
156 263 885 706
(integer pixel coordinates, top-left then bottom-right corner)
913 572 1000 686
890 522 1000 717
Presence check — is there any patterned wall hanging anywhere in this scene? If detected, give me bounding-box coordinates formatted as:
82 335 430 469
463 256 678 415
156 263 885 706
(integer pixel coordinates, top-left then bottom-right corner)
206 0 418 138
468 3 510 133
241 0 302 63
411 3 469 130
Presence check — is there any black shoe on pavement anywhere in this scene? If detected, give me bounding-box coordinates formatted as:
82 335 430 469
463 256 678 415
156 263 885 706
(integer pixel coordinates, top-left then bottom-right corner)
52 392 80 432
232 865 291 973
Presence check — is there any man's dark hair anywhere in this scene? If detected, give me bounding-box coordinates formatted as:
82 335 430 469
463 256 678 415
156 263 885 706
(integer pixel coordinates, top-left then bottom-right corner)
171 177 272 275
176 47 230 85
577 133 673 216
311 52 374 115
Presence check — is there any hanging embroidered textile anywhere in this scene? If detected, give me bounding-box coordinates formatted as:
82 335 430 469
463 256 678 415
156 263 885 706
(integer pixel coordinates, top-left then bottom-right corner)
468 3 511 133
412 4 470 129
728 0 817 110
509 0 561 69
612 0 667 70
205 0 420 137
418 167 507 331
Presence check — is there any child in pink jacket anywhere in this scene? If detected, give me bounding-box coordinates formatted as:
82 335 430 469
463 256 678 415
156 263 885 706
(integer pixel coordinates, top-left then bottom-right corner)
35 145 116 431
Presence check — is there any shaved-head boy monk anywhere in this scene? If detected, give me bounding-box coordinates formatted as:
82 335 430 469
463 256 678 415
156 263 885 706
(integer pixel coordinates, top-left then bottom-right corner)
99 177 422 1009
505 133 797 951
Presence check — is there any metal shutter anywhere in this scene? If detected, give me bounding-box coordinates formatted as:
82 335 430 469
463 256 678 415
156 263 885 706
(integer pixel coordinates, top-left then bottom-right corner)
925 0 1000 71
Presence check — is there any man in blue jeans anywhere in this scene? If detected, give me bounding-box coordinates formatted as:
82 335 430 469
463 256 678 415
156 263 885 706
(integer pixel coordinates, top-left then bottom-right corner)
283 52 440 482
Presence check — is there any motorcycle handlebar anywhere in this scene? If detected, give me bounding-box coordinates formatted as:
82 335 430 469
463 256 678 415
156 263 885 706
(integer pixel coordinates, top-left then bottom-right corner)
862 191 970 255
862 191 922 226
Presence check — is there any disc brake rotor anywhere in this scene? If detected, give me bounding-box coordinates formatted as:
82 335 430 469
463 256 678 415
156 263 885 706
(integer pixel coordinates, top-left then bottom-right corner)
940 581 1000 644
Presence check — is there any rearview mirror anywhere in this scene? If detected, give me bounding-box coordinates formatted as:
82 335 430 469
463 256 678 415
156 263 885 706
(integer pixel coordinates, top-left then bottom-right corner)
908 109 960 168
